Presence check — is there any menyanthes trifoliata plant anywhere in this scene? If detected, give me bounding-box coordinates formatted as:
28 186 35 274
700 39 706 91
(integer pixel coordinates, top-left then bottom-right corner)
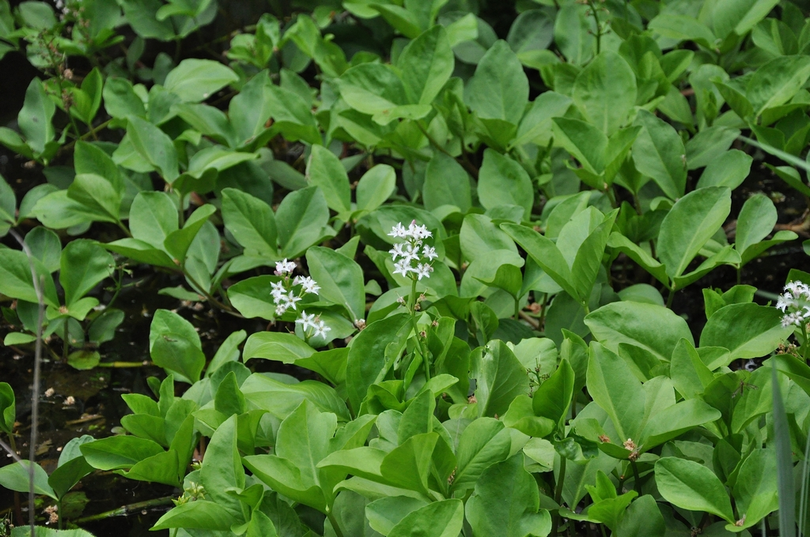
388 220 438 281
777 281 810 328
270 258 330 340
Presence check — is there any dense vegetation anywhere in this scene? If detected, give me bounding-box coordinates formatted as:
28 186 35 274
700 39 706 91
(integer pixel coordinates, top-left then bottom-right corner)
2 0 810 535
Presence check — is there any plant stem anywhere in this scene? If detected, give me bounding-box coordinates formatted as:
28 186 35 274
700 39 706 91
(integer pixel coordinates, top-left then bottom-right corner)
666 288 675 309
631 459 642 495
407 278 431 382
552 456 567 535
327 511 345 537
71 496 175 524
587 0 602 55
802 323 809 362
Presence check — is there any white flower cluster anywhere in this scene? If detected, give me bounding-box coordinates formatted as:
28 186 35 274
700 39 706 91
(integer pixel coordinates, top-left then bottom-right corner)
388 221 438 280
270 259 331 339
777 281 810 328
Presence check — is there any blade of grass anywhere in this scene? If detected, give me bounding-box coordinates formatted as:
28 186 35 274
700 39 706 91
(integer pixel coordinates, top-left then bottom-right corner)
773 363 796 537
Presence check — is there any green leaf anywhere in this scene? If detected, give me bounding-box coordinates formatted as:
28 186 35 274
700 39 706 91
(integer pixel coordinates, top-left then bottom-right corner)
346 313 410 412
306 246 365 322
632 109 686 199
552 117 607 175
0 175 15 237
59 240 113 306
80 435 165 470
397 25 454 105
747 55 810 116
467 40 528 125
735 193 776 256
149 309 205 383
614 495 665 537
696 149 753 189
478 149 534 220
307 146 351 214
65 173 121 224
0 248 59 307
380 433 438 495
338 63 407 115
356 164 396 213
129 191 178 250
163 59 238 102
0 460 56 499
221 188 277 257
103 77 146 119
655 457 734 522
244 331 316 363
658 186 731 281
388 499 463 537
277 186 334 258
573 51 637 136
730 448 778 529
685 127 740 170
366 496 429 535
0 382 15 435
474 340 530 418
700 303 792 361
533 359 574 430
451 417 512 494
501 223 578 300
48 436 94 499
587 343 645 442
586 301 693 363
18 78 54 155
640 399 720 449
424 152 471 212
241 373 351 422
126 116 178 182
648 14 716 48
152 500 236 531
466 454 552 537
163 204 217 264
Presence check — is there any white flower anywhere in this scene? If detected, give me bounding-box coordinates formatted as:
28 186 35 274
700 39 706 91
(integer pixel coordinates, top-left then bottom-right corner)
778 281 810 328
408 221 432 240
294 276 321 295
270 281 286 299
414 263 433 280
389 242 406 261
393 259 413 277
296 311 317 330
403 243 420 263
281 291 301 310
422 245 438 261
388 222 408 238
275 303 289 316
313 318 331 338
275 259 296 275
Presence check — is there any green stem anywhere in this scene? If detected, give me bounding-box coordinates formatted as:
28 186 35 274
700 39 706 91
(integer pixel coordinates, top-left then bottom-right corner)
802 323 809 362
407 277 431 382
631 459 642 495
588 0 602 55
328 511 345 537
552 456 567 536
71 496 175 524
666 288 675 309
515 296 521 321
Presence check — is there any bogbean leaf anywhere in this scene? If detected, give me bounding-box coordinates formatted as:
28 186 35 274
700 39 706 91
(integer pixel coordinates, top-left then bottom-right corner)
424 152 471 212
397 25 454 105
149 309 205 383
221 188 278 257
657 186 731 281
339 63 407 115
474 340 530 418
243 332 316 364
747 55 810 116
164 204 217 264
0 460 56 499
67 173 123 223
585 301 693 362
572 51 637 136
552 117 606 176
356 165 396 213
614 495 665 537
241 373 350 422
465 454 552 537
632 109 686 199
735 193 776 257
587 343 645 442
277 186 335 259
450 417 512 494
533 359 574 430
152 500 236 531
700 303 792 360
126 116 179 182
655 457 734 523
18 78 54 155
388 499 463 537
685 127 740 170
60 240 113 306
478 149 533 219
696 149 753 189
0 248 59 307
306 246 365 322
163 59 238 102
306 146 351 214
0 382 15 435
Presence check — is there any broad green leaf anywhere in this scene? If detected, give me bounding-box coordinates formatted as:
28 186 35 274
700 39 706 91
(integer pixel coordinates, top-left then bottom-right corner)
466 40 528 126
149 309 205 383
461 214 517 262
0 460 56 499
306 246 365 321
151 500 236 531
164 59 238 102
700 303 792 360
671 339 714 398
655 457 734 522
696 149 753 189
474 340 530 418
585 301 693 362
49 436 94 499
397 25 454 105
18 78 54 155
478 149 533 219
648 14 716 48
126 116 179 182
552 117 607 175
451 417 512 494
24 226 61 273
658 186 731 281
0 382 15 435
80 435 165 470
103 238 176 268
501 223 577 300
346 313 410 412
632 109 686 199
59 240 113 306
0 175 15 236
513 91 572 148
356 164 396 213
366 496 429 535
572 51 637 136
103 77 146 119
424 152 471 212
614 495 665 537
379 433 438 495
163 204 217 264
221 188 278 257
640 399 720 449
533 359 574 430
685 127 740 170
307 145 351 214
587 343 645 442
276 186 334 258
243 331 316 363
730 448 778 529
569 209 617 301
735 193 776 256
339 63 407 115
67 173 123 223
241 373 351 422
388 499 463 537
0 248 59 307
554 2 593 65
466 454 552 537
326 490 380 537
747 55 810 116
